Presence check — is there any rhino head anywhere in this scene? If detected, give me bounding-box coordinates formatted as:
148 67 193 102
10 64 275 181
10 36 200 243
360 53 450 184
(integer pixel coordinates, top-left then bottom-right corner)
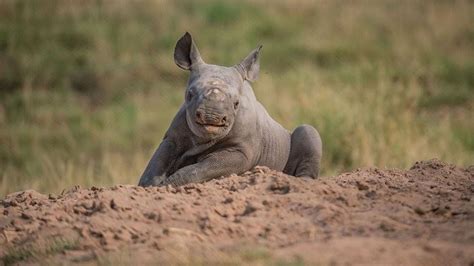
174 32 262 140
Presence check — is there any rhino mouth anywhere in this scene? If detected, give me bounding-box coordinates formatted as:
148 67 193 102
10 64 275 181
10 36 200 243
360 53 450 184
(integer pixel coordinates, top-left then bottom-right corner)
195 121 228 134
196 121 227 128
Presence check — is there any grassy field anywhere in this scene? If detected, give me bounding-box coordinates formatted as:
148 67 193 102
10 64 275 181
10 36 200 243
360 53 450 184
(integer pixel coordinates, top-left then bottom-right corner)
0 0 473 196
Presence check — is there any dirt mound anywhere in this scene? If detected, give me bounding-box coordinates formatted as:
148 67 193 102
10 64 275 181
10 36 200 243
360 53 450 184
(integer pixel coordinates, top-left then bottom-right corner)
1 159 473 265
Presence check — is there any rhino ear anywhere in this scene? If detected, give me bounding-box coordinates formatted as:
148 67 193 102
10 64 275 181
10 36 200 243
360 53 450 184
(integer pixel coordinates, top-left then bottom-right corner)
236 45 262 82
174 32 204 70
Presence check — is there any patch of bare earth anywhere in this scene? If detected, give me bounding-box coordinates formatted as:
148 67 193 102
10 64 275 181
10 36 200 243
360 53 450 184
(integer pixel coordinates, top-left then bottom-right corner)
1 159 473 265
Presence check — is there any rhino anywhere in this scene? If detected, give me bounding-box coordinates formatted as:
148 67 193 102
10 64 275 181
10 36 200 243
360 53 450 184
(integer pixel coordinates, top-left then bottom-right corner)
138 32 322 187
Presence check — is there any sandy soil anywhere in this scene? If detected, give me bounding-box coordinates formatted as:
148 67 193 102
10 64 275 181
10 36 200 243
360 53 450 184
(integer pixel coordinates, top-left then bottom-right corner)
1 159 473 265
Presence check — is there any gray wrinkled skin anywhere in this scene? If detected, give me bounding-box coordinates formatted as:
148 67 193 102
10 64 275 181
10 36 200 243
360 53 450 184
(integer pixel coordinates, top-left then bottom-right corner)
138 32 322 187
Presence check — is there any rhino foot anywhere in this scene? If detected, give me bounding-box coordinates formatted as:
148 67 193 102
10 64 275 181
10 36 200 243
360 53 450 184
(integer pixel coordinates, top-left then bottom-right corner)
283 124 322 178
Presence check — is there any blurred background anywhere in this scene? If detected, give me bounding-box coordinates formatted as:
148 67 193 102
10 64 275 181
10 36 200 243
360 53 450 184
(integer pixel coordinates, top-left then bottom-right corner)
0 0 472 196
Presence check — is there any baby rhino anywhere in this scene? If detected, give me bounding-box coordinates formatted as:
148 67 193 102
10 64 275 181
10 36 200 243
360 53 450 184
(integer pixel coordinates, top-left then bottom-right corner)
139 33 322 187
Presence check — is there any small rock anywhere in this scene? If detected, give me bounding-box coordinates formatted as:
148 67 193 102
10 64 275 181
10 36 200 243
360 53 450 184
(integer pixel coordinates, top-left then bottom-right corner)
356 181 369 191
379 223 395 232
268 182 290 194
365 191 377 199
21 212 32 220
460 195 470 201
144 212 162 222
414 207 426 215
241 202 261 216
223 197 233 204
110 199 118 210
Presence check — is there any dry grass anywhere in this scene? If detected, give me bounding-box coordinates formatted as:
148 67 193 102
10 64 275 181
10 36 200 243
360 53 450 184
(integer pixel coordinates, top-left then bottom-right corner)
0 0 473 196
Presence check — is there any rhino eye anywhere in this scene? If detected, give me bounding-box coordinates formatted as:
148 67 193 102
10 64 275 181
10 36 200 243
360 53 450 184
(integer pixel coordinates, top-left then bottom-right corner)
233 100 240 110
186 91 193 101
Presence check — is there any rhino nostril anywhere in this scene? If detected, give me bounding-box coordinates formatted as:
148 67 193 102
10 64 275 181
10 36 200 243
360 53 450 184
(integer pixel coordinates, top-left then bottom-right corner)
221 116 227 124
196 110 203 121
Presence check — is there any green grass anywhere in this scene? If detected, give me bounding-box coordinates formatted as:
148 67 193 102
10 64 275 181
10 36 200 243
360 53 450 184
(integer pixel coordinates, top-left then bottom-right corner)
1 0 473 196
96 245 303 266
2 236 78 265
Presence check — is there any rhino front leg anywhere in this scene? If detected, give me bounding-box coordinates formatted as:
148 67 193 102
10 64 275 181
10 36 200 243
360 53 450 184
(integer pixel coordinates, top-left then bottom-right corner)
138 138 177 186
160 150 250 186
283 124 322 178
